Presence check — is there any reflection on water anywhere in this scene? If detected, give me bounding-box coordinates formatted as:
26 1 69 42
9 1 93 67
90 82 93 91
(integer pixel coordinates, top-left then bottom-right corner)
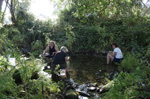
69 55 116 84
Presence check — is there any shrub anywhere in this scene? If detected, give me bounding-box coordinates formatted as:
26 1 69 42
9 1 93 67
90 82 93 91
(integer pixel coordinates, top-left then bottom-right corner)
103 71 141 99
30 40 43 57
119 53 140 72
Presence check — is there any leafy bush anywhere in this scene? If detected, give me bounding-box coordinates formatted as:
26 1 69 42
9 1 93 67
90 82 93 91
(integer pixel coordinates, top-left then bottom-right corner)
103 60 150 99
103 71 141 99
119 53 141 72
54 6 150 54
12 33 25 47
0 48 64 98
30 40 43 57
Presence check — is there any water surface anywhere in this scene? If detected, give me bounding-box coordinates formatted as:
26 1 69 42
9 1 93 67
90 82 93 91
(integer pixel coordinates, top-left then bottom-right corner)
69 55 116 84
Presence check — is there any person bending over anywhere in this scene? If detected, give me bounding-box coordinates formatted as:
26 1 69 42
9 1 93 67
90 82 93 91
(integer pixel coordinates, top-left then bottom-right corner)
43 41 59 62
51 46 70 72
51 46 70 80
107 43 123 65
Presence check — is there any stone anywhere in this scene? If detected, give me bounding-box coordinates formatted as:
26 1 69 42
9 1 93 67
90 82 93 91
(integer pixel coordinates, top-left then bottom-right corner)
77 91 90 97
88 87 96 91
78 95 89 99
99 80 114 93
91 83 98 87
65 89 79 99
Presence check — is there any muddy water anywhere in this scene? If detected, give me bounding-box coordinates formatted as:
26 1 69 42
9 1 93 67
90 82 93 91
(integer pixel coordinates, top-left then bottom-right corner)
69 54 117 84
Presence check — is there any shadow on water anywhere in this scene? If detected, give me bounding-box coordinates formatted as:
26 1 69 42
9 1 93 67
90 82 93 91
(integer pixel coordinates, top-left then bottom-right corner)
69 54 117 84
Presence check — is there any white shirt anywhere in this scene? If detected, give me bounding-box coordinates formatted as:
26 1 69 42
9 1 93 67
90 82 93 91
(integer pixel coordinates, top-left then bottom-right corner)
113 47 123 58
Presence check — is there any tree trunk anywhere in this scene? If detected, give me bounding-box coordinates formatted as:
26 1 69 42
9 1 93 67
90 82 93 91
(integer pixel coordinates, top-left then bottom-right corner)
0 0 3 12
10 0 16 23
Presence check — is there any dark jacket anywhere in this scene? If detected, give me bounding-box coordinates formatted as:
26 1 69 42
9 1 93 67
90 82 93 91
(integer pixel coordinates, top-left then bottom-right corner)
52 51 66 64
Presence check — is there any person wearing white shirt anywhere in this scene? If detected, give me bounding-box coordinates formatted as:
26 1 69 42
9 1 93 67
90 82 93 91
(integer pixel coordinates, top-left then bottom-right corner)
107 43 123 65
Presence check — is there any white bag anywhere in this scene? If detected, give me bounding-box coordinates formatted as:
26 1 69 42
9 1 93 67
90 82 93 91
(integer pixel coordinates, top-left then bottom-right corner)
8 58 16 66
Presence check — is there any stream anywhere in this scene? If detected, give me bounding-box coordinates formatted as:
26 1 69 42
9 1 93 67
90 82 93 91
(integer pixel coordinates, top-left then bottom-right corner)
10 53 118 98
61 54 119 98
39 54 118 98
69 54 117 84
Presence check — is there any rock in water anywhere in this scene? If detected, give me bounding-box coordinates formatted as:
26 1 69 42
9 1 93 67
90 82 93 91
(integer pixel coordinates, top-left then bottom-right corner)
78 95 89 99
77 91 90 97
65 89 79 99
88 86 96 91
99 80 114 93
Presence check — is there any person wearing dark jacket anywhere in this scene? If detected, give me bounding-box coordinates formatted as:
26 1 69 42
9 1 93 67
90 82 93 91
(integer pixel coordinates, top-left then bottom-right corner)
52 46 70 71
51 46 70 80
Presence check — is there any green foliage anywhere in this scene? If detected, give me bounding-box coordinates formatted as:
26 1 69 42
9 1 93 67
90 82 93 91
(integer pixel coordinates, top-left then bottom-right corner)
145 45 150 59
68 25 110 52
0 56 18 98
0 56 8 71
102 56 150 98
0 13 54 57
103 71 142 99
119 53 141 72
62 0 143 20
0 26 27 49
103 61 150 98
31 40 43 57
1 0 150 98
1 0 150 55
48 83 61 93
0 38 64 98
12 33 25 47
53 2 150 54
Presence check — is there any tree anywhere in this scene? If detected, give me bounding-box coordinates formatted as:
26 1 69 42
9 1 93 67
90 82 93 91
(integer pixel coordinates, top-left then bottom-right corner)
1 0 30 24
55 0 144 20
142 0 150 16
10 0 17 23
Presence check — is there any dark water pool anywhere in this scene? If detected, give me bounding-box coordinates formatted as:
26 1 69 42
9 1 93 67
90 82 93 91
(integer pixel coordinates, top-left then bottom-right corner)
69 55 117 84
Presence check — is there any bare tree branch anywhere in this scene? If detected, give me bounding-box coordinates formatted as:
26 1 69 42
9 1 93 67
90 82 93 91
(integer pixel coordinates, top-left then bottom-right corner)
143 7 150 16
141 1 147 8
5 0 11 9
1 0 9 23
146 0 150 3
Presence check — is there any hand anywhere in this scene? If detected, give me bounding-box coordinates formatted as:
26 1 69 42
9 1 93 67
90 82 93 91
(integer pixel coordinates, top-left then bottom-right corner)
43 52 46 55
42 53 45 56
52 52 55 56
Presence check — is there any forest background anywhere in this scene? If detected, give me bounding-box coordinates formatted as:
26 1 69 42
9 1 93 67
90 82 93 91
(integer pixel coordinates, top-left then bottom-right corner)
0 0 150 98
